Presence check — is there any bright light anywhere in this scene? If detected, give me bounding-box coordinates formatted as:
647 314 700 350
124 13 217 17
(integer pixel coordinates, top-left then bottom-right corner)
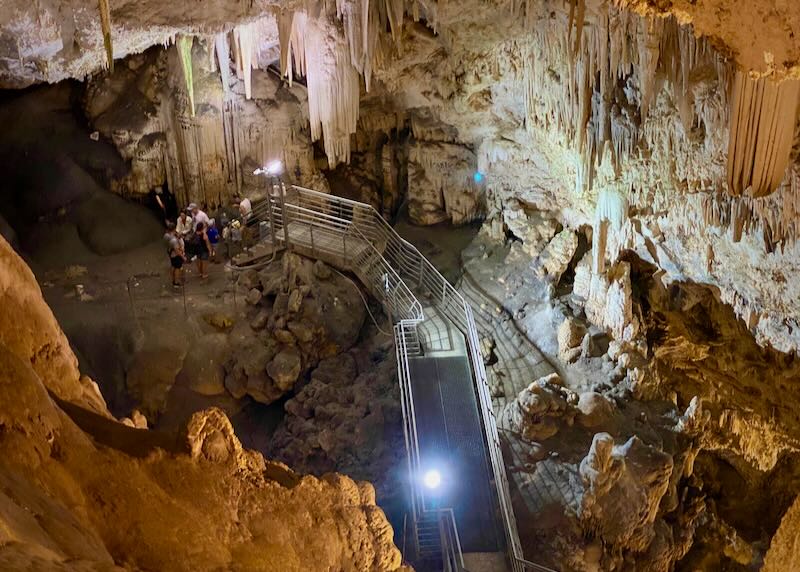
473 171 485 183
423 469 442 489
253 160 284 176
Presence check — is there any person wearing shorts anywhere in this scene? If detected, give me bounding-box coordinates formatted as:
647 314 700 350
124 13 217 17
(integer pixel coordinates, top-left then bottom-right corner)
193 221 214 280
164 222 186 288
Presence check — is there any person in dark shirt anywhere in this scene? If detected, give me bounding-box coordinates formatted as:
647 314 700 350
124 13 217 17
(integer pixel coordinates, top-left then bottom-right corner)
150 186 179 225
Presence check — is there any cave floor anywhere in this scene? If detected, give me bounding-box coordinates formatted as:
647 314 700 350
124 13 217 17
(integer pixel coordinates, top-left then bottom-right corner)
29 224 259 427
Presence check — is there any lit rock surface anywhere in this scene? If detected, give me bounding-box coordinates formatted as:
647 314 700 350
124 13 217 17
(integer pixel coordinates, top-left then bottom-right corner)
0 235 403 571
0 234 106 413
763 495 800 572
2 0 800 569
3 0 798 348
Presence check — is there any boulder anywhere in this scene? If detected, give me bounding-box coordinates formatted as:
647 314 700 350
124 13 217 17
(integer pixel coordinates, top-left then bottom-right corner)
288 320 315 343
267 348 303 391
313 260 332 280
131 409 148 429
250 310 270 331
273 292 289 314
577 392 615 428
274 329 297 345
558 316 586 363
245 288 262 306
204 313 234 331
288 289 304 313
498 374 577 442
538 229 578 281
238 269 261 291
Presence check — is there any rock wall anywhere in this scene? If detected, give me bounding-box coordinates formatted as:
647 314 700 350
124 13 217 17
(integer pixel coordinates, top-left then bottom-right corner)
764 495 800 572
7 3 800 351
0 234 403 571
460 230 800 571
83 34 327 210
360 0 800 354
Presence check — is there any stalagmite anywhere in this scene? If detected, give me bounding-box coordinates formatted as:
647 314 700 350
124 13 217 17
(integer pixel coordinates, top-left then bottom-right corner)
177 35 195 117
593 186 629 273
98 0 113 71
727 72 800 198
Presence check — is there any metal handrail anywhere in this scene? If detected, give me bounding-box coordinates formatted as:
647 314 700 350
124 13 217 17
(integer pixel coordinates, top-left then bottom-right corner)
252 183 538 572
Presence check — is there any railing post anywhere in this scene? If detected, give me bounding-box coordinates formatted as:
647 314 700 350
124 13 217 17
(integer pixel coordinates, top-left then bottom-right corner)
279 181 291 249
267 193 277 246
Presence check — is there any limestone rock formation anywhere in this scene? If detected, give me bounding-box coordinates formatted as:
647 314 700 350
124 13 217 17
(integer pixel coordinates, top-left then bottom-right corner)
763 495 800 572
0 235 106 413
538 229 578 282
407 140 481 225
499 374 578 442
579 433 675 552
82 45 321 210
0 235 403 571
224 253 366 405
269 339 405 517
558 316 586 363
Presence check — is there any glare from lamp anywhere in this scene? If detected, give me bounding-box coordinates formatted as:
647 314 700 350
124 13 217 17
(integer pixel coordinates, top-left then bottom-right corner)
253 160 284 176
266 160 284 176
473 171 485 184
423 469 442 490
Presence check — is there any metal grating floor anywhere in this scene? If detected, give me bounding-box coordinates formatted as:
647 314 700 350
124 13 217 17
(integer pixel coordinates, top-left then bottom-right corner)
409 342 500 553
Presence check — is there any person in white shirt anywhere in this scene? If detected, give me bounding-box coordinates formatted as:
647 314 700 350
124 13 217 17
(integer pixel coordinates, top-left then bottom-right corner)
189 203 210 231
233 195 252 221
175 210 192 239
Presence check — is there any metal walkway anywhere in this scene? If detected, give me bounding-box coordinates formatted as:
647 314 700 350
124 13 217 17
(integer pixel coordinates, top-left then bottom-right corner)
242 184 552 572
409 321 499 554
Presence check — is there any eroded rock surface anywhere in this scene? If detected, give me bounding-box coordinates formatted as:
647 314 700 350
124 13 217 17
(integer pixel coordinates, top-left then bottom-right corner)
0 235 403 571
223 254 365 405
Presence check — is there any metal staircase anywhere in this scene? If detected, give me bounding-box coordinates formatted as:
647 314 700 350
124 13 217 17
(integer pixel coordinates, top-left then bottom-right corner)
242 183 555 572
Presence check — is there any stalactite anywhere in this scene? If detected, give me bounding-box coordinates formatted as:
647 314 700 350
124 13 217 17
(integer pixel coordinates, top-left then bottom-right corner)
98 0 113 71
274 1 408 165
234 24 257 99
383 0 405 44
177 35 195 117
215 33 231 96
727 72 800 198
572 0 585 60
281 11 360 167
523 1 737 212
